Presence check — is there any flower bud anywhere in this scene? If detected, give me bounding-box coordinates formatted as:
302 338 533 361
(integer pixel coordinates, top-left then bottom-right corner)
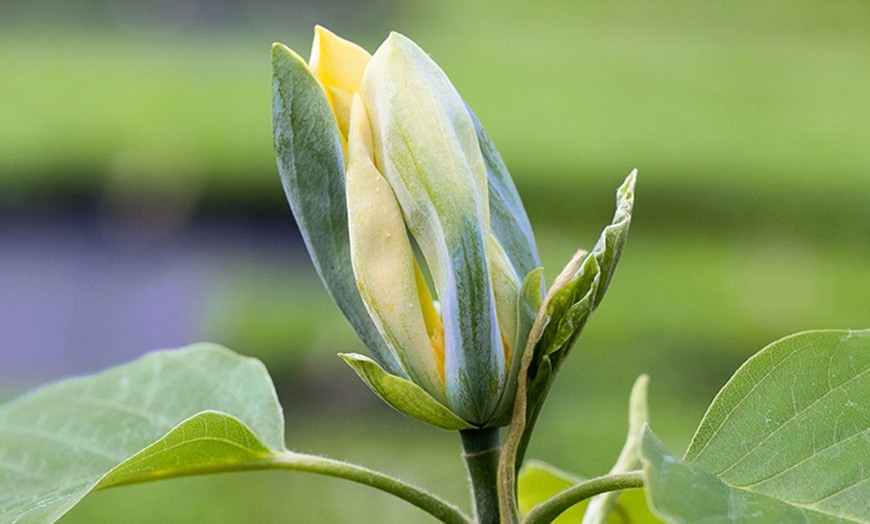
272 28 542 428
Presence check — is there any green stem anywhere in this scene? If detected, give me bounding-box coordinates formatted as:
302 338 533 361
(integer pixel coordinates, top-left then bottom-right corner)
460 427 502 524
260 451 472 524
522 471 644 524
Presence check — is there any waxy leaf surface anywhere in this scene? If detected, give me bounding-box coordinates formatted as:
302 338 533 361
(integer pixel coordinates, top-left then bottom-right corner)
642 329 870 523
0 344 285 524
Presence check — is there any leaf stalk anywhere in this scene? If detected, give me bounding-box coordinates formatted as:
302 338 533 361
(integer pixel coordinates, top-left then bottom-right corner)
522 470 644 524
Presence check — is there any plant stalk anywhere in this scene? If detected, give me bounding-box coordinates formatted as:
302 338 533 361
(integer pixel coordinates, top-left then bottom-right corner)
460 427 502 524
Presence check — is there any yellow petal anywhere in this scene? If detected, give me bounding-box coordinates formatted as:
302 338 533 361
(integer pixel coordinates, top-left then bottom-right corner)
345 93 445 402
309 26 371 129
414 260 445 383
328 86 354 141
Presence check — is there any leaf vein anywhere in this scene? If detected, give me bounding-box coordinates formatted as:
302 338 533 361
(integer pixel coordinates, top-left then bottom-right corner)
691 341 808 460
0 424 127 462
718 365 870 479
740 427 870 491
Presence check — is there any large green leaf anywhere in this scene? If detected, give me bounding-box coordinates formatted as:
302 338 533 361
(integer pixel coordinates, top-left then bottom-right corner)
641 427 857 523
0 344 285 524
641 329 870 523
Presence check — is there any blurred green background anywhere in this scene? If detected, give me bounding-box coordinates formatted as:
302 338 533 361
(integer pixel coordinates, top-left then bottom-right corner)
2 0 869 522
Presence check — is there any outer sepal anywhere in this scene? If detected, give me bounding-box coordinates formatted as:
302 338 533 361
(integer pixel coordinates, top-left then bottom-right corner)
466 106 541 279
340 353 474 431
271 43 402 377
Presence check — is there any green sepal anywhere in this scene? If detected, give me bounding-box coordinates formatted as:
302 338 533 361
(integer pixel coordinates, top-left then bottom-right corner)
271 42 402 377
491 267 545 426
466 105 540 279
339 353 475 431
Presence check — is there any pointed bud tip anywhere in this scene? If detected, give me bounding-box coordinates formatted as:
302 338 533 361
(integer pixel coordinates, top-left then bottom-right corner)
382 31 419 56
312 25 338 47
272 42 304 64
618 169 637 201
624 168 638 189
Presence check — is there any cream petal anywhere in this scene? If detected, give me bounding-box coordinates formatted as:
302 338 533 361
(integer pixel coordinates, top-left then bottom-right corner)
345 94 445 403
361 32 505 424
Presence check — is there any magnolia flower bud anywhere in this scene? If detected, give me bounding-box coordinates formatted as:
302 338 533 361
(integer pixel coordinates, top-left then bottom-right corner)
272 27 542 428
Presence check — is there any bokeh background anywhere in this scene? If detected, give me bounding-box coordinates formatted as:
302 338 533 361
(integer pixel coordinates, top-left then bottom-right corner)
2 0 869 521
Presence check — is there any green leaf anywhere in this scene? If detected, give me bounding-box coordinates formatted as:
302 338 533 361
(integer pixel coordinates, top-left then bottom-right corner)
641 427 855 523
95 411 272 489
0 344 285 524
340 353 474 431
546 256 601 365
642 329 870 523
539 168 636 367
500 173 637 519
271 42 402 377
614 489 667 524
590 169 636 308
